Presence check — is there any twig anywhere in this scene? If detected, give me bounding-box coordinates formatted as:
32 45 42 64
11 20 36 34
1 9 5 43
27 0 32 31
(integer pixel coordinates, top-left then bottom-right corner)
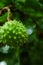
0 6 11 21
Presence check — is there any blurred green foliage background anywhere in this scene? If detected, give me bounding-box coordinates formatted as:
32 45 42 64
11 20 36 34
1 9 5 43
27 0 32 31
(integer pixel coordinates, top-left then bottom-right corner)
0 0 43 65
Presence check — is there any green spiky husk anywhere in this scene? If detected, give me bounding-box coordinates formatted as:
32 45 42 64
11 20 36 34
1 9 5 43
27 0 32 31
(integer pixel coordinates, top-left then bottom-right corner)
0 20 28 46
